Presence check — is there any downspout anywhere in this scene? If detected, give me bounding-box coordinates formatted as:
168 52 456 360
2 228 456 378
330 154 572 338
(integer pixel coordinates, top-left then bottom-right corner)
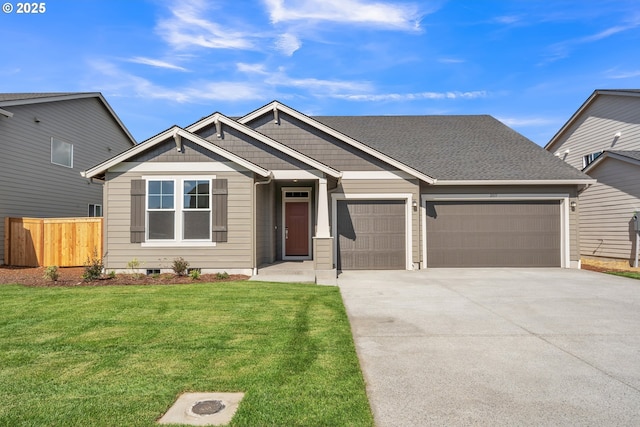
253 173 274 275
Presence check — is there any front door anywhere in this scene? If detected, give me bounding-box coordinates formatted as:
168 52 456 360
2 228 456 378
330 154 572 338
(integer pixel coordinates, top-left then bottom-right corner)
285 202 309 256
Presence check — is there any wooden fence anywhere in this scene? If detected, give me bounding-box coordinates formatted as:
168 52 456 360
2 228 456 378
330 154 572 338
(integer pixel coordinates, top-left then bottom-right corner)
4 217 103 267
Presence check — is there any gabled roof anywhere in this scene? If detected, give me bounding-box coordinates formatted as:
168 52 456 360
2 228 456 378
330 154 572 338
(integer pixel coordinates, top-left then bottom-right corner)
82 125 271 180
545 89 640 152
186 112 341 178
583 150 640 174
0 92 136 145
233 101 437 184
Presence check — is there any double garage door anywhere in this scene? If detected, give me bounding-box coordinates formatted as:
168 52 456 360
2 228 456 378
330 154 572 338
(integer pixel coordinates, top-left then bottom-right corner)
426 200 561 268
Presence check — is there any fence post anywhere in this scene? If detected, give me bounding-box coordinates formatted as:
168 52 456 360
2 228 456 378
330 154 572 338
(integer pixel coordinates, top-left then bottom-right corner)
4 217 9 265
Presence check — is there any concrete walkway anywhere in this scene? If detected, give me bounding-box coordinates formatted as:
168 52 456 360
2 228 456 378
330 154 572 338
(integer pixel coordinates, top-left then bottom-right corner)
338 268 640 426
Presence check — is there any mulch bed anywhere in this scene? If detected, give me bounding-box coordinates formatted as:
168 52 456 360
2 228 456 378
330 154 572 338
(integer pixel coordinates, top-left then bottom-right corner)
0 266 249 287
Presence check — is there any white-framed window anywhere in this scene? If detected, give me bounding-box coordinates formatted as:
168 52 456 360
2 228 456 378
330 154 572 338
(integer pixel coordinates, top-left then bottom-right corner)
583 151 603 169
51 137 73 168
145 177 213 244
88 204 102 217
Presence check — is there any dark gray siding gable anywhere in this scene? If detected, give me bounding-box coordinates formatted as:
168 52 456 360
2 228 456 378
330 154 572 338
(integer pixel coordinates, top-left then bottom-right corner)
245 111 393 171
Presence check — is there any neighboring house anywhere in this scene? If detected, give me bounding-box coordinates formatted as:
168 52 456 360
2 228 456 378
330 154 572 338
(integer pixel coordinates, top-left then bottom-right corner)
83 101 592 283
545 89 640 263
0 93 136 264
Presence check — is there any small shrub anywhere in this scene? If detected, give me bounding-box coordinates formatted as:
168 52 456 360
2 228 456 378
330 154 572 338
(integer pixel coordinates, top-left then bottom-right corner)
43 266 59 282
215 272 229 280
127 258 141 272
189 269 201 280
82 251 104 282
172 257 189 276
108 270 116 279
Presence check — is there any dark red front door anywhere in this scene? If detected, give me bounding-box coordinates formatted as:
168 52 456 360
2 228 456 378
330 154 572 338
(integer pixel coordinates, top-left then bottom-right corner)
285 202 309 256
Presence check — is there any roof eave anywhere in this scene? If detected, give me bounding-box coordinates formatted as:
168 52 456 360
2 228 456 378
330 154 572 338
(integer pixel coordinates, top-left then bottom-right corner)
583 151 640 173
545 89 640 152
237 101 437 184
82 126 272 179
433 179 596 186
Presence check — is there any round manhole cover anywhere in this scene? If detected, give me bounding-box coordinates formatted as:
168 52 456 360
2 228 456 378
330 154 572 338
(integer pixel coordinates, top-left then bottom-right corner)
191 400 226 416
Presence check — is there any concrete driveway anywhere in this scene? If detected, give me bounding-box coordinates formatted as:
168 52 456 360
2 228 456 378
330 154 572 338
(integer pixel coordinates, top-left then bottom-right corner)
338 268 640 426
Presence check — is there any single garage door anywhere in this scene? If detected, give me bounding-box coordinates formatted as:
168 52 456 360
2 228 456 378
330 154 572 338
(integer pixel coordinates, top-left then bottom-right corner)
426 200 561 267
337 200 406 270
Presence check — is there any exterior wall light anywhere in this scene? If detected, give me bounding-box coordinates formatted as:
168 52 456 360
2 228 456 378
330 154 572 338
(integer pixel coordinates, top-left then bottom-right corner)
570 201 577 211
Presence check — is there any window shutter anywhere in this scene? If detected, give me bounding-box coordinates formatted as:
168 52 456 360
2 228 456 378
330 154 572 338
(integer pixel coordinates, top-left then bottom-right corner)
211 178 228 242
130 179 146 243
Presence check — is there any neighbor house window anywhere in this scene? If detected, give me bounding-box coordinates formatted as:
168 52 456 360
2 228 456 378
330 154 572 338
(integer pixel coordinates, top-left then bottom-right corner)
147 180 175 240
88 204 102 217
51 138 73 168
146 178 213 242
583 151 603 169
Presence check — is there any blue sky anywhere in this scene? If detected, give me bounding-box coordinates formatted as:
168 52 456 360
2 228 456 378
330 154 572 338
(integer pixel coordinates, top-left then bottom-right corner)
1 0 639 145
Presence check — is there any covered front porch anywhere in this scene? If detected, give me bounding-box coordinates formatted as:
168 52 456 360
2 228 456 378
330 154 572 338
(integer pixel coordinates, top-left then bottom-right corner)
253 171 337 285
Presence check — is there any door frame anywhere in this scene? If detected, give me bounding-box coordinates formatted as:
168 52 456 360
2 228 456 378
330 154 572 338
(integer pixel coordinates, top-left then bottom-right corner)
331 193 413 270
282 187 312 260
421 193 571 269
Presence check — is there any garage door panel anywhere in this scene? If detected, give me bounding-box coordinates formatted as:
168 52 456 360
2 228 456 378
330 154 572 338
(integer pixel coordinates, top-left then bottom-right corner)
337 200 406 270
427 201 561 268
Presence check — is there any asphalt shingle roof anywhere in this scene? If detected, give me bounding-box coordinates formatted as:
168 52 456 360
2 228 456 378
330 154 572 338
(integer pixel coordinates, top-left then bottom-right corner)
313 115 591 181
608 150 640 162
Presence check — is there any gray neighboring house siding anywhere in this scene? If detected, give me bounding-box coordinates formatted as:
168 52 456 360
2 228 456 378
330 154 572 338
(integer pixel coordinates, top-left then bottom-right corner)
0 93 135 264
546 90 640 262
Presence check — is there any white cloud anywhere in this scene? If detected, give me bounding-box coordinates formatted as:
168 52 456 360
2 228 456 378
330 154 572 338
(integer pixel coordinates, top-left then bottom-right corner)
438 58 465 64
128 57 189 72
236 63 269 74
275 33 302 56
89 59 265 103
157 0 255 50
494 15 521 25
496 116 556 127
332 90 488 101
606 69 640 79
264 0 422 31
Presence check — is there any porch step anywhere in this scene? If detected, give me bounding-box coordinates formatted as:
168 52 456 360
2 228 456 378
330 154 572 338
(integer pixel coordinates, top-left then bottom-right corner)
250 261 316 284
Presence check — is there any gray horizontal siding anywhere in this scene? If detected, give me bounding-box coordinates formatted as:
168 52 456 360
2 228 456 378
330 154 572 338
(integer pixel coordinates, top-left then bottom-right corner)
0 97 133 264
103 170 254 270
196 122 310 170
579 158 640 260
246 111 393 171
550 95 640 169
131 138 229 163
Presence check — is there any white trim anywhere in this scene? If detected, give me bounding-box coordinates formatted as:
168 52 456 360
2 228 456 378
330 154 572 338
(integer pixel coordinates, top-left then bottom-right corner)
545 90 640 151
186 113 341 178
282 187 313 260
82 126 271 179
51 137 73 168
340 170 414 180
234 101 436 184
110 161 249 174
271 169 324 179
434 179 595 186
331 193 413 270
0 108 13 118
583 151 640 174
141 175 219 247
420 193 571 268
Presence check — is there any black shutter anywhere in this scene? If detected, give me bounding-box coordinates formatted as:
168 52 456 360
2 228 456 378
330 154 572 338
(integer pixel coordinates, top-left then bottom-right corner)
130 179 146 243
211 179 228 242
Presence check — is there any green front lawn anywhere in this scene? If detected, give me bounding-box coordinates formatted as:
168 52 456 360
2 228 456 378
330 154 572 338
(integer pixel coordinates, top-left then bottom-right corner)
0 281 373 426
607 271 640 280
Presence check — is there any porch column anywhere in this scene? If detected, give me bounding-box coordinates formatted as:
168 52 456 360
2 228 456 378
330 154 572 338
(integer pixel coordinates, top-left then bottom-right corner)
316 178 331 238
